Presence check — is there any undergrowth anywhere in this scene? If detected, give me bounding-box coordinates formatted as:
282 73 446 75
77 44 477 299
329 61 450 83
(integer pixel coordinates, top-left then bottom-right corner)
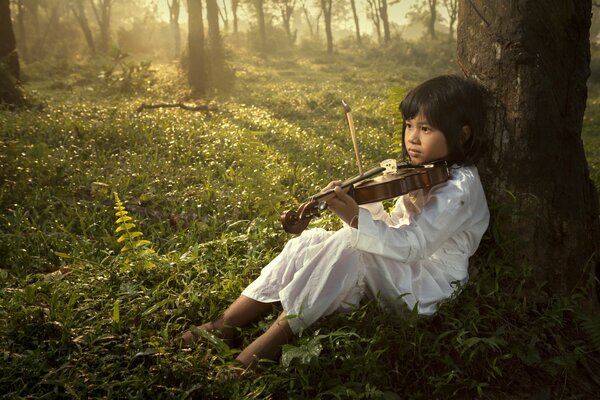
1 48 599 398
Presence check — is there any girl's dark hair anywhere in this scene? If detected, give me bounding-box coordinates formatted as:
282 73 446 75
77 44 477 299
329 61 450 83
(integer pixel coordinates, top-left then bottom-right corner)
400 75 487 165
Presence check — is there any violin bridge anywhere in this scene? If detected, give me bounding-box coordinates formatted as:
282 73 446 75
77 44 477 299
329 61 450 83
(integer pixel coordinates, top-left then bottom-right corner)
380 159 397 174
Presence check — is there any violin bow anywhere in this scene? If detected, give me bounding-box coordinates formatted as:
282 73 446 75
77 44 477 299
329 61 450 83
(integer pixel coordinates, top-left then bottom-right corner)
342 100 364 177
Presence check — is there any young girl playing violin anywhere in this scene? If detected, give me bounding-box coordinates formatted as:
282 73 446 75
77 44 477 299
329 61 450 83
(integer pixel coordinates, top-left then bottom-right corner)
177 75 490 372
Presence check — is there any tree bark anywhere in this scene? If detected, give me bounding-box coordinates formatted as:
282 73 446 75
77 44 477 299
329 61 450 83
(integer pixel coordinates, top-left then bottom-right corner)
187 0 207 96
457 0 600 296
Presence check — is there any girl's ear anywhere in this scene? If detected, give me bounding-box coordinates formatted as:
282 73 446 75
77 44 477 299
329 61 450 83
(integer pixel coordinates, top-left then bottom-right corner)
461 125 472 144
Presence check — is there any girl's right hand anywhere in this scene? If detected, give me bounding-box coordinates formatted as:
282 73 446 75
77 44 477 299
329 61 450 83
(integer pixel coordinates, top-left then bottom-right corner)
323 181 359 228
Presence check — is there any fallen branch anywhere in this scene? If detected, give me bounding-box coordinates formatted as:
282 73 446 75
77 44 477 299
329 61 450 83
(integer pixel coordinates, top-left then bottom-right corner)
136 102 217 113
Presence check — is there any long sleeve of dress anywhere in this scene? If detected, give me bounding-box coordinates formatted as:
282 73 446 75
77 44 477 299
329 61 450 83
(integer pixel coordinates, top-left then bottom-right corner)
351 166 489 265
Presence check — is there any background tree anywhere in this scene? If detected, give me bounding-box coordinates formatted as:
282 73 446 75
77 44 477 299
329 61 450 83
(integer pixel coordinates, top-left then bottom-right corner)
1 0 20 81
231 0 240 33
187 0 207 95
275 0 297 45
252 0 267 52
457 0 600 297
167 0 181 58
0 0 26 106
207 0 225 85
379 0 391 44
349 0 361 46
441 0 457 39
301 0 320 38
70 0 96 55
14 0 29 61
89 0 114 53
366 0 381 43
426 0 436 38
320 0 333 54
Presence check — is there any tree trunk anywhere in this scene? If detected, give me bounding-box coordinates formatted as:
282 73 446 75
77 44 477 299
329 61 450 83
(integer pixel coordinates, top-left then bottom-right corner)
350 0 361 45
0 0 20 81
15 0 28 62
443 0 457 39
71 1 96 55
427 0 437 39
231 0 239 34
168 0 181 58
89 0 112 53
187 0 207 96
457 0 600 296
321 0 333 54
253 0 267 52
206 0 223 79
279 0 296 45
379 0 390 45
367 0 381 44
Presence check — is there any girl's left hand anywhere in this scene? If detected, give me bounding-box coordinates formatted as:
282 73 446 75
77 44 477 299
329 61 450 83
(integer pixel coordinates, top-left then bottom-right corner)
324 181 359 228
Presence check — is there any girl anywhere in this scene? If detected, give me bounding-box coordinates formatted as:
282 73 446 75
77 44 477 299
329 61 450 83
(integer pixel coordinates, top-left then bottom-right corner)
177 75 490 371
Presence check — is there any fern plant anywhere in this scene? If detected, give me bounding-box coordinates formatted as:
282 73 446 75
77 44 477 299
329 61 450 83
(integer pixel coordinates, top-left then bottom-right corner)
113 192 156 272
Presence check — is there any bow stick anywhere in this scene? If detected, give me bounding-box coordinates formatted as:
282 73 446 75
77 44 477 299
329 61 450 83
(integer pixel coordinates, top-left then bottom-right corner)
342 100 364 177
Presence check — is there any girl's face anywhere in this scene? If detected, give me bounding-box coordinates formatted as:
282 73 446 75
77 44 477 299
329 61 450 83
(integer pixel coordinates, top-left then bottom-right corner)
404 112 449 165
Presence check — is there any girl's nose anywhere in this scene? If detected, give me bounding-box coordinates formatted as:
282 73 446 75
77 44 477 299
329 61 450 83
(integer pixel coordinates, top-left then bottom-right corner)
406 130 419 144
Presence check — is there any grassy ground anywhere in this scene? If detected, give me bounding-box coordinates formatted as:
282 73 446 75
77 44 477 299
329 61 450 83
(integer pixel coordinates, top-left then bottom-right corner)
1 45 600 398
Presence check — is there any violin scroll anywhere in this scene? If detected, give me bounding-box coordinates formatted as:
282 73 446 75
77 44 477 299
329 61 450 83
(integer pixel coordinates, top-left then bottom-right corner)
280 200 320 234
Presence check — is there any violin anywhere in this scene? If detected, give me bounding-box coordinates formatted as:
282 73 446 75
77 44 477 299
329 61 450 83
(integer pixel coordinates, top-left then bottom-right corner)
280 159 449 234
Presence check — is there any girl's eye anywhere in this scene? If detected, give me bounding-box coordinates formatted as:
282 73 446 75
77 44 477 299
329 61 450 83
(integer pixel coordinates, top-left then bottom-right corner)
421 126 430 132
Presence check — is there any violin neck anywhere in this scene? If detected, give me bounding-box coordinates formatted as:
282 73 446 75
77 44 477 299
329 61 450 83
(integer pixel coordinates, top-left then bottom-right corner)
312 165 386 202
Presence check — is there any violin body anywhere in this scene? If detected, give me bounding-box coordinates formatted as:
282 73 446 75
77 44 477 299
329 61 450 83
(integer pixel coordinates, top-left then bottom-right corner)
280 161 449 234
352 163 449 204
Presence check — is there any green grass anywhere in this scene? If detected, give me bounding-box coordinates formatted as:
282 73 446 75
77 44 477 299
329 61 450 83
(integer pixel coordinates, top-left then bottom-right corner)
1 46 599 398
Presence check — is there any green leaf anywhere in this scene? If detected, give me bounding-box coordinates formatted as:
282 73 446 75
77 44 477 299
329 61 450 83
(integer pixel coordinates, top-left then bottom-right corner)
115 215 133 224
112 301 120 324
281 335 324 367
116 223 136 232
54 251 72 259
117 231 143 242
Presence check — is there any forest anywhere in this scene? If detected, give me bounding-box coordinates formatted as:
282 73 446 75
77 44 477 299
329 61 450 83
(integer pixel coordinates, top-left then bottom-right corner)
1 0 600 398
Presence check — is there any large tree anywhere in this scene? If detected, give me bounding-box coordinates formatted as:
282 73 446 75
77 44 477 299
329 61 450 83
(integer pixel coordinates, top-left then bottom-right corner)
457 0 599 297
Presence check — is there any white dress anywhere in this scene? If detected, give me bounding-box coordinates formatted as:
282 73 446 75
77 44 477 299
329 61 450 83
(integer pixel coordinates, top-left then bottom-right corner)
242 165 490 334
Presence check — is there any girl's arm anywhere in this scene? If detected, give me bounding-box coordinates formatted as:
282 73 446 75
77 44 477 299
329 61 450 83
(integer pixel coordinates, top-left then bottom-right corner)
351 171 489 263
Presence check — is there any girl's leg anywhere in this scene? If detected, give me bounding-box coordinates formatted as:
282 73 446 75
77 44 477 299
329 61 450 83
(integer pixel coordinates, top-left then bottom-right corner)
178 295 274 347
234 311 294 369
